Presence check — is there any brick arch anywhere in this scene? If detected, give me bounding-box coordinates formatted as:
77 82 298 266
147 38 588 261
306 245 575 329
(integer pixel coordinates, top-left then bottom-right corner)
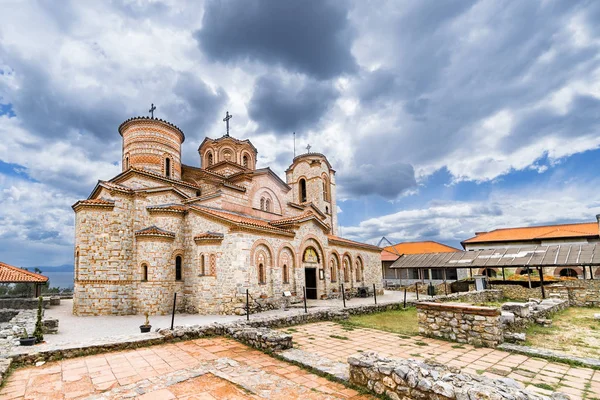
254 187 282 214
554 266 583 277
297 175 309 203
241 150 254 169
171 249 185 261
328 250 341 283
355 255 364 282
342 253 352 283
277 243 296 268
478 267 498 277
300 235 326 264
250 239 274 266
514 267 535 275
218 146 236 163
203 148 215 167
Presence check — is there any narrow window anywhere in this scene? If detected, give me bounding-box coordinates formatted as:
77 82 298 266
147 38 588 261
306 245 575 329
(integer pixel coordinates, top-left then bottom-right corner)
75 250 80 280
243 155 249 168
265 199 271 212
200 254 205 275
260 197 265 210
356 262 361 282
165 157 171 178
175 256 182 281
300 178 307 203
344 261 349 282
207 152 213 166
330 260 336 282
125 156 129 170
259 263 265 284
283 264 289 284
325 206 329 214
142 264 148 281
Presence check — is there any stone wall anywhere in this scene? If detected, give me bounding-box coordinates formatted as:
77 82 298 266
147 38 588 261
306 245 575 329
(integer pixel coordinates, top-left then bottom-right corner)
416 302 503 347
501 298 568 333
0 298 50 310
546 280 600 306
348 352 567 400
432 289 504 304
225 326 292 352
487 284 545 301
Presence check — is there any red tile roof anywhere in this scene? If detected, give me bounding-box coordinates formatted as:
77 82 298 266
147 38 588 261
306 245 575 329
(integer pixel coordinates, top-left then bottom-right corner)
134 226 176 238
0 262 48 283
190 206 295 236
462 222 598 245
72 198 116 211
327 235 381 251
381 250 400 262
194 232 225 241
384 241 460 255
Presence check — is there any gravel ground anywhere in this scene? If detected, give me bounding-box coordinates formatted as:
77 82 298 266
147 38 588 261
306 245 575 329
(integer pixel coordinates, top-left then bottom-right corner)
43 290 417 345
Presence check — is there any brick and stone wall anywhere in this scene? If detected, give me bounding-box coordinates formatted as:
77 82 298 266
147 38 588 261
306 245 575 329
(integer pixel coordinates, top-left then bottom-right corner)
417 302 503 347
348 352 568 400
433 289 504 304
546 280 600 306
225 326 292 352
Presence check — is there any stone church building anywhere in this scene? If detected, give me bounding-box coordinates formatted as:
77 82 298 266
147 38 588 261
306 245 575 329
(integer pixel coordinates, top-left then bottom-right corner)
72 114 382 315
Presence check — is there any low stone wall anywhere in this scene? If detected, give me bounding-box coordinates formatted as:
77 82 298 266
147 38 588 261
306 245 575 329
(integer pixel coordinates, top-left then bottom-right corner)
0 298 50 310
225 326 292 352
0 358 11 386
490 284 545 301
432 289 504 304
348 352 568 400
546 280 600 307
417 302 503 347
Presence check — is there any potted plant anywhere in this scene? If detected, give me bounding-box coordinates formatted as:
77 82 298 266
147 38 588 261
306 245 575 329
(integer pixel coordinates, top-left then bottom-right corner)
19 328 36 346
140 313 152 333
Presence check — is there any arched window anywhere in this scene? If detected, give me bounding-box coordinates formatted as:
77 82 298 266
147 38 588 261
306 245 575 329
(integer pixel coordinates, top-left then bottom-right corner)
200 254 205 275
207 152 213 166
355 261 361 282
283 264 289 284
325 206 329 214
75 249 80 280
260 197 265 211
165 157 171 178
265 199 271 212
125 156 129 170
243 155 249 168
258 263 266 284
343 260 350 282
330 260 337 282
142 264 148 281
175 256 182 281
299 178 307 203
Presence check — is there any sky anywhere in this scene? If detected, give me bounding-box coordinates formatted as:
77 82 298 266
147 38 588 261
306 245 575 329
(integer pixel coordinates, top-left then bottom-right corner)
1 0 600 270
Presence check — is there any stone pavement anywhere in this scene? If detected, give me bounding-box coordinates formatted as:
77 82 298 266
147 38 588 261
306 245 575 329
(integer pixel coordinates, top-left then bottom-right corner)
286 322 600 400
0 336 373 400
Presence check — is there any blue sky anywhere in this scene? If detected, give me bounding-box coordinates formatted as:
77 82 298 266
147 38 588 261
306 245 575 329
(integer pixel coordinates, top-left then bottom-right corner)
1 0 600 269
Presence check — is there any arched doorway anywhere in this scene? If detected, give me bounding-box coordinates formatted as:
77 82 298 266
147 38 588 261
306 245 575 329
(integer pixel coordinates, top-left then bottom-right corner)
559 268 578 278
303 247 319 299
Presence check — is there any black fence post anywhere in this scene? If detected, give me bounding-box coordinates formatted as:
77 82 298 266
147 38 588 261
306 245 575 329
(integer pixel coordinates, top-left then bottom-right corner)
373 283 377 305
415 283 419 300
303 286 308 313
341 284 346 308
170 292 177 330
403 287 407 308
539 267 546 299
246 289 250 321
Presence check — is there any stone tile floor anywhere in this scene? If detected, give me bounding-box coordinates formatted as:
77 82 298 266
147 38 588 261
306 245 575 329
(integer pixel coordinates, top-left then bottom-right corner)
285 322 600 400
0 337 373 400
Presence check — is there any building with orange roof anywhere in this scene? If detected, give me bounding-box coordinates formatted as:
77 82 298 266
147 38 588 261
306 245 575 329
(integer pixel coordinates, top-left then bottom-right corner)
462 218 600 278
72 112 382 316
380 241 461 286
0 262 48 297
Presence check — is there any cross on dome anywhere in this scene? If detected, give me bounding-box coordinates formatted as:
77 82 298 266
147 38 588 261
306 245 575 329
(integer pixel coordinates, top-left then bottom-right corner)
149 103 156 118
306 144 311 153
223 111 233 137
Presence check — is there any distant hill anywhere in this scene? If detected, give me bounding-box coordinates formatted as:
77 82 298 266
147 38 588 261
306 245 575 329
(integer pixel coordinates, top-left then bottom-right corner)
32 264 73 273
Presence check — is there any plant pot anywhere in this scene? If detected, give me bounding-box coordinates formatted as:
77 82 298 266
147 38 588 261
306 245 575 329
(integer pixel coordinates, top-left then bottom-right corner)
140 325 152 333
19 337 36 346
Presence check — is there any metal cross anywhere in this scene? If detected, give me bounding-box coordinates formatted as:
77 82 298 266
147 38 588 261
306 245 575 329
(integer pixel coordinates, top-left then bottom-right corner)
149 103 156 118
306 144 311 153
223 111 233 136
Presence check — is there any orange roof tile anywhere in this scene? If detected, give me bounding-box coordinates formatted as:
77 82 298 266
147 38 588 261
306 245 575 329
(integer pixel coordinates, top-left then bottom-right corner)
190 206 295 235
384 241 460 256
72 198 115 211
0 262 48 283
134 226 176 238
194 232 225 241
327 235 381 251
462 222 598 244
381 250 400 262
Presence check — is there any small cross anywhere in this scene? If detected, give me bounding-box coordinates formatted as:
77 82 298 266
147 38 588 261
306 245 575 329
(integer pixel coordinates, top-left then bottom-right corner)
306 144 311 153
223 111 233 136
149 103 156 118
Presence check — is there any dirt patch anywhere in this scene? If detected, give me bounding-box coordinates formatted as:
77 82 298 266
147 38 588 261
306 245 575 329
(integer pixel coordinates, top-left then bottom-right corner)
525 307 600 359
340 307 418 336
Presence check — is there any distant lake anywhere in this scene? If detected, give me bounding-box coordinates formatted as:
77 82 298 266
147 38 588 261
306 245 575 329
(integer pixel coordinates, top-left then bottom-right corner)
44 271 74 289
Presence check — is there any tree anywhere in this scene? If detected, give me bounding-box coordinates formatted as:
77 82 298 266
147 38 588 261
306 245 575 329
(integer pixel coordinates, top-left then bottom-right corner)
33 296 44 343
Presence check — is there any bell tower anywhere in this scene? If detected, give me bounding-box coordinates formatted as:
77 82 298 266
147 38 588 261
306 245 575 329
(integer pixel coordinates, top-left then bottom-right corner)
286 150 337 234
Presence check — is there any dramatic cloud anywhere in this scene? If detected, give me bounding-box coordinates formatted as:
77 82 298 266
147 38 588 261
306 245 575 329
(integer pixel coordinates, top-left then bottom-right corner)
248 74 339 134
338 162 417 200
195 0 357 79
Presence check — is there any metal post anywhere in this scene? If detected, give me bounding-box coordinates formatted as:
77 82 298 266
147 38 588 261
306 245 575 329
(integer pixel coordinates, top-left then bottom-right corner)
415 282 419 300
443 268 448 296
538 267 546 299
403 287 407 308
246 289 249 321
590 266 594 280
373 283 377 304
341 284 346 308
502 267 506 281
303 286 308 313
526 266 532 288
170 293 177 330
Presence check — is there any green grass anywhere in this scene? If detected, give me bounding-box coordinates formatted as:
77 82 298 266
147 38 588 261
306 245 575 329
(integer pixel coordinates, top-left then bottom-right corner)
414 341 428 346
330 335 349 340
532 382 556 391
340 307 419 336
451 345 465 349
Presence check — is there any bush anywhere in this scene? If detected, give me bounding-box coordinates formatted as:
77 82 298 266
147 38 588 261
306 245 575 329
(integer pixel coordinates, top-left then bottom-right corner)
33 296 44 343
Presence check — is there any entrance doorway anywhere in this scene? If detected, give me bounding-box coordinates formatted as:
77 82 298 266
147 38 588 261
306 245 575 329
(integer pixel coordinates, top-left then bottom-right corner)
304 268 317 299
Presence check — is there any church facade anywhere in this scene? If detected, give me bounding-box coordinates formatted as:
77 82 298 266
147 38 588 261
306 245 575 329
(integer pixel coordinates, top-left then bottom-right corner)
72 114 382 315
